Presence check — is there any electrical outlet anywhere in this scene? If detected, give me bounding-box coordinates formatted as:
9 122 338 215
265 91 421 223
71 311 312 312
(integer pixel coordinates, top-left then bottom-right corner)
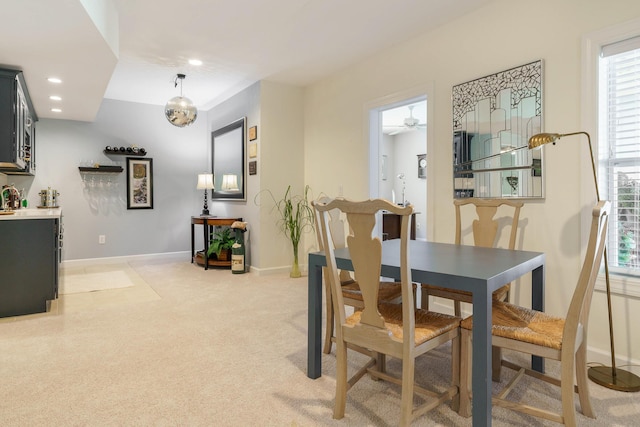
99 235 106 244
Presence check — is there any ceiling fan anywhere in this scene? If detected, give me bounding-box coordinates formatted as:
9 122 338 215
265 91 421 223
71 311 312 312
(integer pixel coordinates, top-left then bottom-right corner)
383 105 426 135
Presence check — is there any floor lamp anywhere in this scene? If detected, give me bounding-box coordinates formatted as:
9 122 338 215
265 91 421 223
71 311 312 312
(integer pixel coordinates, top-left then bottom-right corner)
529 132 640 392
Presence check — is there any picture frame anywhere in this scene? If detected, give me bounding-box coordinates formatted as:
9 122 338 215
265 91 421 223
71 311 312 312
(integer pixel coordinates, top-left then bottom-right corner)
248 125 257 141
249 160 257 175
248 142 257 158
126 157 153 209
212 117 246 201
417 154 426 179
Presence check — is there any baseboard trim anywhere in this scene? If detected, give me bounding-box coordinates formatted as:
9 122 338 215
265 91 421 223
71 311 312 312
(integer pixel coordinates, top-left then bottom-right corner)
61 251 190 268
248 264 308 276
62 252 304 278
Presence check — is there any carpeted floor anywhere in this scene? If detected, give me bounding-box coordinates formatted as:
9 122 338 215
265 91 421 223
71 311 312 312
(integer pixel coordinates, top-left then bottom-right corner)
0 258 638 426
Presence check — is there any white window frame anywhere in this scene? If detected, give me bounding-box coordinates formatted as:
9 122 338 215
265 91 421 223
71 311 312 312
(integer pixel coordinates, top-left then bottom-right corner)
583 18 640 298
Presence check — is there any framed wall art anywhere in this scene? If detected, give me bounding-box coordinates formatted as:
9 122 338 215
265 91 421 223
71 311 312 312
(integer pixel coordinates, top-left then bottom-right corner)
211 117 246 201
452 60 543 199
248 142 257 158
126 157 153 209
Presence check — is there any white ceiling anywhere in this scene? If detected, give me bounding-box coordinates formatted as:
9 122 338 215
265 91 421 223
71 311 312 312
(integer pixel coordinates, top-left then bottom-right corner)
0 0 490 122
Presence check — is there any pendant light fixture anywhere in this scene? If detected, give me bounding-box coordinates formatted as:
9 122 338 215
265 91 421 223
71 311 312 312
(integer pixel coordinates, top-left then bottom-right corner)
164 74 197 127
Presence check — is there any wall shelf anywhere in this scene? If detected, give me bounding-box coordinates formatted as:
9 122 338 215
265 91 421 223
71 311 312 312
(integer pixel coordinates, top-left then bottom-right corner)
103 149 146 157
78 166 123 173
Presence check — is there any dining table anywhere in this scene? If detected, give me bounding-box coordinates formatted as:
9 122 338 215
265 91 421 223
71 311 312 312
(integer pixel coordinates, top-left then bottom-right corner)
307 239 545 426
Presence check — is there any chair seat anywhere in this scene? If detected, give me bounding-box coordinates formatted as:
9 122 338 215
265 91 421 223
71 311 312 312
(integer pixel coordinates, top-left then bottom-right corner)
346 302 460 345
341 280 405 302
423 284 510 301
460 300 564 350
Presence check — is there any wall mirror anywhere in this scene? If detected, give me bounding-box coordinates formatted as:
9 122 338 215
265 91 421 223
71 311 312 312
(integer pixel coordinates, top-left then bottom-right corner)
452 60 544 199
211 117 245 201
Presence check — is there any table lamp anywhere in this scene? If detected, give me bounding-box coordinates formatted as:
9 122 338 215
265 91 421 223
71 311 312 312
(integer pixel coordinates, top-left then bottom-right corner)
221 174 239 192
528 131 640 392
196 173 214 216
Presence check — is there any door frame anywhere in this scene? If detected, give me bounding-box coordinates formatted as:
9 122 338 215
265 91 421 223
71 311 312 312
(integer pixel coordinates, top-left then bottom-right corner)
364 83 435 241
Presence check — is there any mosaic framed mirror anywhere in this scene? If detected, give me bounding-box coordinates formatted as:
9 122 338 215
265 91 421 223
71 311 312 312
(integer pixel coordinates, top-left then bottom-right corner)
452 60 544 199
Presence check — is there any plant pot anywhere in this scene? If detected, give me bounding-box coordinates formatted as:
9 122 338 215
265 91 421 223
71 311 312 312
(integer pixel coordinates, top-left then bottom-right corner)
217 249 230 261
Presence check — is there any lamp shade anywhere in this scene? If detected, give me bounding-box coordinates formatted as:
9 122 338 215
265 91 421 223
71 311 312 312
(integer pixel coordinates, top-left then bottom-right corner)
221 174 239 191
528 133 561 149
196 173 214 190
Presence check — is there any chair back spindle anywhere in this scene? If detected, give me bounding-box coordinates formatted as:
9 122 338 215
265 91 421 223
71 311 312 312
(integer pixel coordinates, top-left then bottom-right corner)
316 198 414 352
454 198 523 249
345 211 385 328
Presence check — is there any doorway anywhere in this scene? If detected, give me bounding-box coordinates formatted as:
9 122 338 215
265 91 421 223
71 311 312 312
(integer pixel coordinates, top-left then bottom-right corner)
368 95 428 240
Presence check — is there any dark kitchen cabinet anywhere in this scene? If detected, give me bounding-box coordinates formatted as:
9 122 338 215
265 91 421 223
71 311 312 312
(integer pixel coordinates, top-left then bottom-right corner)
0 218 59 317
0 68 37 175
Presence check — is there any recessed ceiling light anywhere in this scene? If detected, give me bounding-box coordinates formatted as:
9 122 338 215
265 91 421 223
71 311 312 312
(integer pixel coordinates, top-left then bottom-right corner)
49 95 62 101
47 77 62 84
50 108 62 113
188 59 202 66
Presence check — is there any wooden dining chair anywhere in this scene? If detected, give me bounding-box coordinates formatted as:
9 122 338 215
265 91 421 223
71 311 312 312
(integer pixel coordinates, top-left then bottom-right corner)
458 200 610 426
312 197 403 354
315 198 461 426
421 198 524 316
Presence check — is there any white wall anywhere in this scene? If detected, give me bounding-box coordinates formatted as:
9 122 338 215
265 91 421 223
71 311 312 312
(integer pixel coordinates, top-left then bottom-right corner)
303 0 640 367
380 130 428 240
392 130 427 240
380 134 394 201
257 81 305 271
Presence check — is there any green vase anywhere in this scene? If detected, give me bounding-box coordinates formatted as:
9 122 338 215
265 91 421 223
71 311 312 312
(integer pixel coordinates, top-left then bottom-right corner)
290 247 301 278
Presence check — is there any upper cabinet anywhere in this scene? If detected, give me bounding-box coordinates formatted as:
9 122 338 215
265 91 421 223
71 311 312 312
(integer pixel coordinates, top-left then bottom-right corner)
0 69 38 175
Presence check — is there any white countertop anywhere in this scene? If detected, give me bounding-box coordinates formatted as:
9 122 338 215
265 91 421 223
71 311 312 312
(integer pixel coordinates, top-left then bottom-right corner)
0 208 62 220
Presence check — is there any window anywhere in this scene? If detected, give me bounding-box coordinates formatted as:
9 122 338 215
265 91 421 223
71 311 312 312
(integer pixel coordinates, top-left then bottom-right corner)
598 36 640 275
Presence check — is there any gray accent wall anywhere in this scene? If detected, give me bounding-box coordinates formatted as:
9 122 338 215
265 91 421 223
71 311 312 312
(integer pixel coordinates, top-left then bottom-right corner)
11 99 208 260
7 80 304 273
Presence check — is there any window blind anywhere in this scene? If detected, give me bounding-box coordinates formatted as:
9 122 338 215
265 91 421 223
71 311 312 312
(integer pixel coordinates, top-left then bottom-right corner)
600 40 640 271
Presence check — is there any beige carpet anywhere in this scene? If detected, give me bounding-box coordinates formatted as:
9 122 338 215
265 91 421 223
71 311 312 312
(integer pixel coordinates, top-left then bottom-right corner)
0 259 638 426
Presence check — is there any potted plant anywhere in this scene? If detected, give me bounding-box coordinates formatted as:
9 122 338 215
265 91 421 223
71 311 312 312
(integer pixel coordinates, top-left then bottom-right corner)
207 227 235 261
256 185 315 278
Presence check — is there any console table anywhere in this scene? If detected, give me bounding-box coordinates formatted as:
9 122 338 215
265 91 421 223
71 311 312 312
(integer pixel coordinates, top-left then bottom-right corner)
191 216 242 270
382 212 417 240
